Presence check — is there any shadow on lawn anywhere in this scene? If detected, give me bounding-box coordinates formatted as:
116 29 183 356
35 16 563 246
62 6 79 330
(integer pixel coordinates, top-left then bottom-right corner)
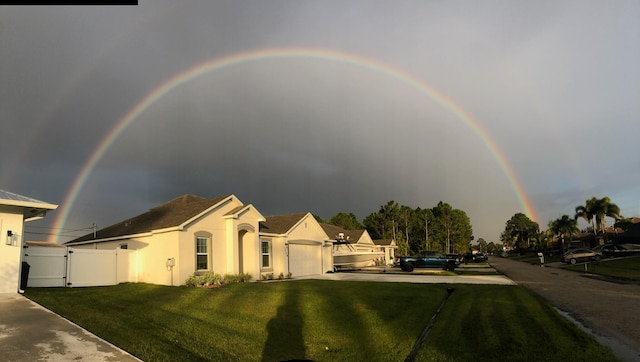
262 284 306 361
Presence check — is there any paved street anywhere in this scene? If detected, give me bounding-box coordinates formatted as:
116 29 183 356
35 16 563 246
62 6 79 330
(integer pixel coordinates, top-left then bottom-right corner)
489 256 640 361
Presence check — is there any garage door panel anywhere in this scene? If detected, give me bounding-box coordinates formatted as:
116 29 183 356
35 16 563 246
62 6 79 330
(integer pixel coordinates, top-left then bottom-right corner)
289 244 321 277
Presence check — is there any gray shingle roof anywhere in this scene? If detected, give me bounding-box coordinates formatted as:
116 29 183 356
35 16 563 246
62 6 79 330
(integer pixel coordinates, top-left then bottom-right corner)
372 239 395 246
259 213 308 234
320 223 364 242
66 194 231 244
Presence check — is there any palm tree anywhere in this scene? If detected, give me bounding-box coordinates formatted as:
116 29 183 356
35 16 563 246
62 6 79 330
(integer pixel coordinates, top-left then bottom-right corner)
551 215 579 252
593 197 622 242
575 197 598 238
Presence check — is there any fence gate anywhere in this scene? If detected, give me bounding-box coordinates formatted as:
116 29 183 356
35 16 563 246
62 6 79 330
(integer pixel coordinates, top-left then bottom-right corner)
24 246 120 287
66 249 117 287
23 246 67 287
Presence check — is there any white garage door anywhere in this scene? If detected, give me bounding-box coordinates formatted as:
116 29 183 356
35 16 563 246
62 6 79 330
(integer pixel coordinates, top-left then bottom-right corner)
288 243 321 277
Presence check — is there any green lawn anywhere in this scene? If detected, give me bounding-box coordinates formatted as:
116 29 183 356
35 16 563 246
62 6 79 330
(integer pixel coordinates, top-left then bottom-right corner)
563 256 640 281
25 281 618 362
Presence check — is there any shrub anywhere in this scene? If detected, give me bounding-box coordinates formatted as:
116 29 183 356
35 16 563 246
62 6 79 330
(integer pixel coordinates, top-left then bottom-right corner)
184 272 251 287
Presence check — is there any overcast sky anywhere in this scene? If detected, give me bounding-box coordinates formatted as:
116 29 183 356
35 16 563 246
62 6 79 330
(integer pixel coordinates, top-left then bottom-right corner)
2 1 638 244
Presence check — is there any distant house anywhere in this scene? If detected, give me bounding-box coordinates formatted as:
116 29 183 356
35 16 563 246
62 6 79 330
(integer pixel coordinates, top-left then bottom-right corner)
372 239 397 265
321 223 393 265
0 189 57 293
66 194 333 285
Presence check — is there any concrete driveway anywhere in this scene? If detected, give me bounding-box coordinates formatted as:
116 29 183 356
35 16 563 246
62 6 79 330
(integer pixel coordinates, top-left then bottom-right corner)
304 265 516 285
0 293 140 362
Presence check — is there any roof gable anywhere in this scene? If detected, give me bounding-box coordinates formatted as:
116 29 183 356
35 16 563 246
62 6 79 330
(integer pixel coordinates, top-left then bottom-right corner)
320 223 366 243
320 223 345 240
66 194 232 244
260 213 309 235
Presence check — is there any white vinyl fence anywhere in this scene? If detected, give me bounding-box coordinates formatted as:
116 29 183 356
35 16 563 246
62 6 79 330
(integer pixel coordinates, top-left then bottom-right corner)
23 245 137 287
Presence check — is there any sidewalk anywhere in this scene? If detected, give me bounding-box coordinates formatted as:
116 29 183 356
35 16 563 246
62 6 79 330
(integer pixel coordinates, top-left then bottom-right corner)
0 293 140 362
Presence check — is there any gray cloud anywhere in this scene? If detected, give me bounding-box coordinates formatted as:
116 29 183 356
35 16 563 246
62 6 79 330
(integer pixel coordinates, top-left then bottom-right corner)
2 1 638 243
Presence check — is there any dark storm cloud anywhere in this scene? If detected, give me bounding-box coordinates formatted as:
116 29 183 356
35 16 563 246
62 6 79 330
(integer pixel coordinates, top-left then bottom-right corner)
2 1 639 242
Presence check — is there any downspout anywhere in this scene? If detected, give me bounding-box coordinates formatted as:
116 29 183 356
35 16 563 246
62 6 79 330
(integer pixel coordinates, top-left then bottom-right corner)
321 240 325 274
285 241 289 276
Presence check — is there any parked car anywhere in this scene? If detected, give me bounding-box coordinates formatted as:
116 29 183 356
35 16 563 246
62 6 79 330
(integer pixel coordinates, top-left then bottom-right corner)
463 252 488 263
562 248 602 264
473 252 488 262
597 244 639 258
396 251 459 272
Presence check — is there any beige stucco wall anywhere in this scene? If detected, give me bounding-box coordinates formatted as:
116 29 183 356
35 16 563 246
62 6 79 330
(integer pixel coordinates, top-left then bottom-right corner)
0 207 26 293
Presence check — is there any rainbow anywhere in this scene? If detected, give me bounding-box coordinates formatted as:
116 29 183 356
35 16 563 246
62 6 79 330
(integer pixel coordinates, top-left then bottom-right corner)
49 48 537 243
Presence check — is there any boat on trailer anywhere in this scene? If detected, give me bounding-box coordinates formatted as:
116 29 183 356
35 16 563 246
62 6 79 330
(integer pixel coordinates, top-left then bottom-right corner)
332 233 384 270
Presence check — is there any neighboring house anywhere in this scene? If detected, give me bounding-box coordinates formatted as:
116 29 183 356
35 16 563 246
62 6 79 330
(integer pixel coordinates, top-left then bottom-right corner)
372 239 397 265
320 224 376 251
66 194 333 285
321 224 390 265
0 189 57 293
260 213 333 277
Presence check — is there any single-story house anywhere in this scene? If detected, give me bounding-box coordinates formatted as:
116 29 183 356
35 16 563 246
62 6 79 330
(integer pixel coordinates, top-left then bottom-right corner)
0 189 58 293
66 194 334 285
372 239 397 265
320 223 392 265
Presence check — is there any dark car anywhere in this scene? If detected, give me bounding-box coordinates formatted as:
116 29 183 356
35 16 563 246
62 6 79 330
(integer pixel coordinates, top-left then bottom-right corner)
562 248 602 264
598 244 637 258
473 252 488 262
396 251 459 272
464 252 488 263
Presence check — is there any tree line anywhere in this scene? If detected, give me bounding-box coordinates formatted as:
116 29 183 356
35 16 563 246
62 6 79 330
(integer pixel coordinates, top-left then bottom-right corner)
501 196 628 251
317 200 473 256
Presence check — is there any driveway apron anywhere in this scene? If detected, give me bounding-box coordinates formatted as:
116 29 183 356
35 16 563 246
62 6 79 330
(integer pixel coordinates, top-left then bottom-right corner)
0 293 140 362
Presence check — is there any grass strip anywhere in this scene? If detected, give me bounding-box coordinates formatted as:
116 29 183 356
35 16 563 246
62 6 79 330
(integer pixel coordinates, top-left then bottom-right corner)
563 257 640 281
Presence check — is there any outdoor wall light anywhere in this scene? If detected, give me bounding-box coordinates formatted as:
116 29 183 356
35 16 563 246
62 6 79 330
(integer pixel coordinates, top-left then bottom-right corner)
6 230 13 245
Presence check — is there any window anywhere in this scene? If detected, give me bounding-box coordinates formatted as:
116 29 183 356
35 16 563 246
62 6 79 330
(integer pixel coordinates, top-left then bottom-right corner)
196 236 209 271
261 240 271 269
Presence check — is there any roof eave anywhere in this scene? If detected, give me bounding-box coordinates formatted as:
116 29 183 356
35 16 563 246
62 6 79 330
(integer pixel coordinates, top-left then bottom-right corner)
1 199 58 210
65 232 152 246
